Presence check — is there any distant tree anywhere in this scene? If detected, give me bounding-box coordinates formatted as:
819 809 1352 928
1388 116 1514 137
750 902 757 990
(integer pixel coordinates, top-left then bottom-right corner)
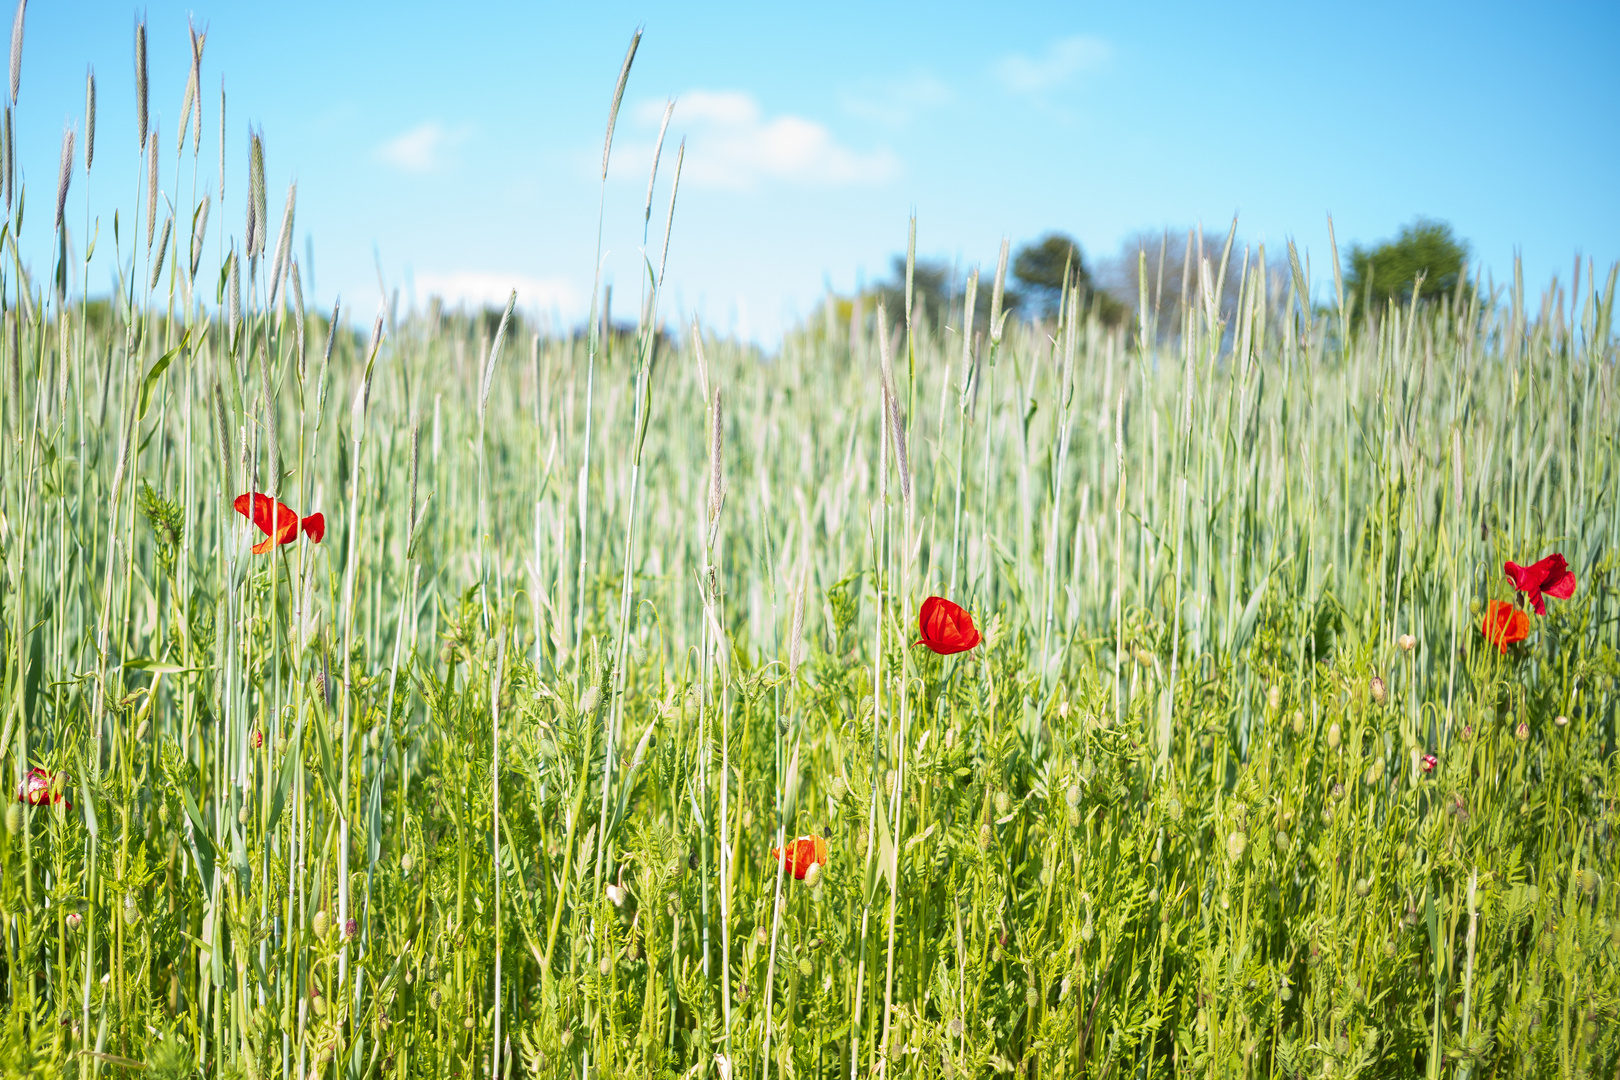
1013 232 1126 325
1345 218 1468 321
869 255 1013 334
1100 227 1238 336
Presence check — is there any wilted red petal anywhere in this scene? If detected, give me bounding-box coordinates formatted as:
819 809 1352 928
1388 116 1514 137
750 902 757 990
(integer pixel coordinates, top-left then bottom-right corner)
916 596 981 655
17 766 71 809
301 513 326 544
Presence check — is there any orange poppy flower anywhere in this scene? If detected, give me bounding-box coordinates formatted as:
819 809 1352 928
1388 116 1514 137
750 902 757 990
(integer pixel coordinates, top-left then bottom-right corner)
916 596 981 655
234 493 326 553
1479 599 1529 653
770 835 828 880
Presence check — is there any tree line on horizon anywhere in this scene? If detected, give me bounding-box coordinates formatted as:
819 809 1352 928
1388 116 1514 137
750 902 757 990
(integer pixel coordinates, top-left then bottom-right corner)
820 217 1472 343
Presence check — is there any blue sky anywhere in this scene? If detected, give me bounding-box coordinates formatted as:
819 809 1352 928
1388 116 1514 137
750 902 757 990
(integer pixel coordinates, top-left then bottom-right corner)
13 0 1620 344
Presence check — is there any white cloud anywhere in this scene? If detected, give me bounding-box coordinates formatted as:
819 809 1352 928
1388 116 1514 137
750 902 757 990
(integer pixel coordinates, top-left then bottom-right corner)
414 271 583 318
377 121 467 172
839 71 953 128
627 91 899 190
992 35 1110 95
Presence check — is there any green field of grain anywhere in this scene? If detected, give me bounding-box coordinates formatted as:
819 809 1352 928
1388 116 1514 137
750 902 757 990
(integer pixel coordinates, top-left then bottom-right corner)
2 19 1619 1080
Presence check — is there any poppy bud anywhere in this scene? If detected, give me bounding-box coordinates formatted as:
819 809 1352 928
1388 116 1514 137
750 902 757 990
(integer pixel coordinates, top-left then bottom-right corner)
343 918 358 940
67 912 82 931
1290 710 1305 735
1421 753 1438 774
251 729 264 749
944 726 958 750
977 823 993 850
135 719 150 741
993 791 1010 817
803 862 822 889
428 989 441 1010
1576 869 1602 895
884 770 896 798
5 803 23 836
1398 633 1417 653
1326 723 1342 750
1331 783 1345 801
1369 676 1386 707
1226 832 1247 860
797 957 813 977
1460 724 1473 741
1364 761 1383 786
312 911 330 939
755 926 768 946
1266 685 1281 712
238 807 250 825
578 686 600 716
1355 878 1370 897
1515 722 1530 742
123 894 142 926
400 853 413 873
464 1013 477 1029
606 883 625 907
1554 715 1568 728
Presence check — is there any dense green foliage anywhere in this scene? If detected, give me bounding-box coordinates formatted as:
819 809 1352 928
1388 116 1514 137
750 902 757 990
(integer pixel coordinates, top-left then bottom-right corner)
3 21 1620 1080
1345 219 1471 320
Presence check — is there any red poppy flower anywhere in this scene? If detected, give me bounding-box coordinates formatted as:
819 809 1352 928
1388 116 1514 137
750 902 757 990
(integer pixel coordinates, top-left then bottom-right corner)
17 767 71 809
1503 553 1576 616
916 596 981 655
770 835 828 880
1479 599 1530 653
234 493 325 553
